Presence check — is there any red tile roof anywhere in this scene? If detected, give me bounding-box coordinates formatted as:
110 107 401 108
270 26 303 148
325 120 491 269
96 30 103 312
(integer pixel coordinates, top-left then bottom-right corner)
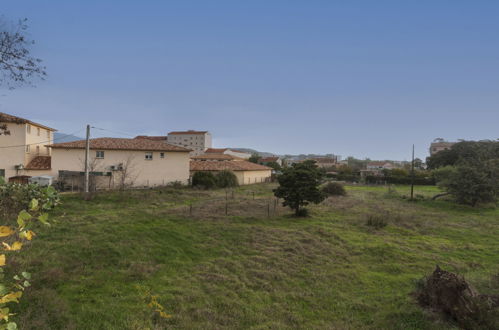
0 112 56 131
311 157 337 164
190 160 271 172
168 130 208 135
25 156 51 170
134 135 168 141
48 137 190 152
191 153 245 161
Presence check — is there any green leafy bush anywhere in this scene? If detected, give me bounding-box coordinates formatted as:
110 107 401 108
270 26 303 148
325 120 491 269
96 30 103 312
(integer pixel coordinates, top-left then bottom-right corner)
322 182 347 196
215 170 239 188
191 172 217 189
0 183 60 224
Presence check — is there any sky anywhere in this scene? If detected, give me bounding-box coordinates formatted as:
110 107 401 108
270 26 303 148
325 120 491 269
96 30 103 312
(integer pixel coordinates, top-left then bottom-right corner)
1 0 498 160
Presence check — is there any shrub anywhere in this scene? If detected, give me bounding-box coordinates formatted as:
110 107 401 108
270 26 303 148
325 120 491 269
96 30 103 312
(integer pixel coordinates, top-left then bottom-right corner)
273 160 326 216
215 170 239 188
0 183 60 223
366 214 387 229
322 182 346 196
295 208 309 217
191 172 217 189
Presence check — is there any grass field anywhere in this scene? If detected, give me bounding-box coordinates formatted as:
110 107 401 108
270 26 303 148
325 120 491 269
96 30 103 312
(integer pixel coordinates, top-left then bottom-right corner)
11 184 499 329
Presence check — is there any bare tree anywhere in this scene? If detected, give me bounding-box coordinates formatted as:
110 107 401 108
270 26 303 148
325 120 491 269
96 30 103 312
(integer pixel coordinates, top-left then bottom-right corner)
0 17 46 89
116 154 139 191
0 17 46 135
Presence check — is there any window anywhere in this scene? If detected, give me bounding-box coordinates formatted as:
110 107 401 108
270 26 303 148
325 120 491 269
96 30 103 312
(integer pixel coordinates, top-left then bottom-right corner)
26 145 30 153
160 152 165 159
47 130 50 138
27 125 31 134
145 152 153 160
36 146 40 154
37 127 40 136
0 169 4 178
96 151 105 159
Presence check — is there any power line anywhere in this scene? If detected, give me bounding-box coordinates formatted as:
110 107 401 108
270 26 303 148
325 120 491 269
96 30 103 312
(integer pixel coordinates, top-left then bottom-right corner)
90 126 137 138
0 128 84 149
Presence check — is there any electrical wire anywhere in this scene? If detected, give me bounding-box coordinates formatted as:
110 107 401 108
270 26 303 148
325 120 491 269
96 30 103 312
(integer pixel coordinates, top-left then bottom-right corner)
90 126 137 138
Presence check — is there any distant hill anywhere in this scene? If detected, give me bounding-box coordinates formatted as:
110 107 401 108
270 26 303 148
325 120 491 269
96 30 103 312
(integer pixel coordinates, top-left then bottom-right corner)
54 132 83 143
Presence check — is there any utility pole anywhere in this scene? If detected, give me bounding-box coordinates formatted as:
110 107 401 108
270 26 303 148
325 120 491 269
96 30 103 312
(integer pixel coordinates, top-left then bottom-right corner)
410 144 415 200
84 124 90 194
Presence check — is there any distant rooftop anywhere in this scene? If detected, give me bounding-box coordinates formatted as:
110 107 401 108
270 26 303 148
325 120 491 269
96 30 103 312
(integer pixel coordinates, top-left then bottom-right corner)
0 112 57 131
168 130 209 135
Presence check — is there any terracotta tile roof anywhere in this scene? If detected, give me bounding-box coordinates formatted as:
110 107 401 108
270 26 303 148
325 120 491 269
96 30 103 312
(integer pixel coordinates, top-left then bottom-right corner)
260 156 279 162
0 112 56 131
134 135 168 141
48 137 190 152
168 130 208 135
25 156 51 170
205 148 229 153
191 153 245 161
190 160 271 172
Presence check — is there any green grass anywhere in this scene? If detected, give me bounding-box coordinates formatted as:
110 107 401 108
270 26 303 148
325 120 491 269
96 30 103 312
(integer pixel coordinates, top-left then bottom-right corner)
10 184 499 329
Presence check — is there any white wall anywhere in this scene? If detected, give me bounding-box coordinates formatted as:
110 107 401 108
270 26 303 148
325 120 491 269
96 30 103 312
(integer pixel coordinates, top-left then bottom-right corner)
51 148 190 187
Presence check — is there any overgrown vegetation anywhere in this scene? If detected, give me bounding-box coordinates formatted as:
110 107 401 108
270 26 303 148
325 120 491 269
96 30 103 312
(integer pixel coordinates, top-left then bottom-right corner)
322 182 347 196
427 140 499 206
215 170 239 188
0 182 58 329
6 183 499 329
191 171 217 189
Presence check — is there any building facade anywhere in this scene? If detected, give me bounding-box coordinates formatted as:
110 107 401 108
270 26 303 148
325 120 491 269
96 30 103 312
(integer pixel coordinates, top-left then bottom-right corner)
167 130 212 156
190 160 271 185
0 112 56 180
49 137 191 188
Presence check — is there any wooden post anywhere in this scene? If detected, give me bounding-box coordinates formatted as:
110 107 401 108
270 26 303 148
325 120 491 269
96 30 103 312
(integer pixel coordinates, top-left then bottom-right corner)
84 124 90 194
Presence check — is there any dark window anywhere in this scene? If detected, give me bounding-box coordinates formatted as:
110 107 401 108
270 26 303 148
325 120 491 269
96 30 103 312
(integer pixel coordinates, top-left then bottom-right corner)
96 151 105 159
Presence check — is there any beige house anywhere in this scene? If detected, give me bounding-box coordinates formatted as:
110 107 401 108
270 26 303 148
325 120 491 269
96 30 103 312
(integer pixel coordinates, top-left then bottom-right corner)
166 130 212 156
48 137 191 188
0 112 56 180
205 148 251 159
429 141 456 156
190 159 271 185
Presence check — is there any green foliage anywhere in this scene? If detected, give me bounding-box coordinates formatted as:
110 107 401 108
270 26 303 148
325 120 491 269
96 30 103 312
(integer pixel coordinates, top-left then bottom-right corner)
265 161 282 171
191 172 217 189
0 183 60 224
248 153 261 164
273 160 326 216
0 197 53 328
427 140 499 206
215 170 239 188
426 140 499 169
441 160 499 206
322 182 347 196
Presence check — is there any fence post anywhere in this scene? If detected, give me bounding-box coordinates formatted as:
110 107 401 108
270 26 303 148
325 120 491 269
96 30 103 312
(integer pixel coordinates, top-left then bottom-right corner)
267 201 270 217
189 203 192 216
225 200 228 216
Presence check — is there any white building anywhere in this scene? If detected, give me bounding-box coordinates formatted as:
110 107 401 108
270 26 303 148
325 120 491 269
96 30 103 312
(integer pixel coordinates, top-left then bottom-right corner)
0 112 56 181
205 148 251 159
166 130 212 156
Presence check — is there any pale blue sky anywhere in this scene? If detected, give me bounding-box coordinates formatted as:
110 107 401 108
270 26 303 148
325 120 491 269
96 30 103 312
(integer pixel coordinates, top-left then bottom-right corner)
1 1 498 160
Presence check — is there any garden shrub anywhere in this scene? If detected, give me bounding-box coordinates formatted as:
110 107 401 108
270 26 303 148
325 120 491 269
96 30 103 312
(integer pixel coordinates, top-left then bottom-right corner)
322 182 346 196
215 170 239 188
0 183 60 224
191 172 217 189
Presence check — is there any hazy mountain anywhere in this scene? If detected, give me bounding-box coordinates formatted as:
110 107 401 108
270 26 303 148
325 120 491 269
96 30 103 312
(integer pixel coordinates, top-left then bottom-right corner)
54 132 83 143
